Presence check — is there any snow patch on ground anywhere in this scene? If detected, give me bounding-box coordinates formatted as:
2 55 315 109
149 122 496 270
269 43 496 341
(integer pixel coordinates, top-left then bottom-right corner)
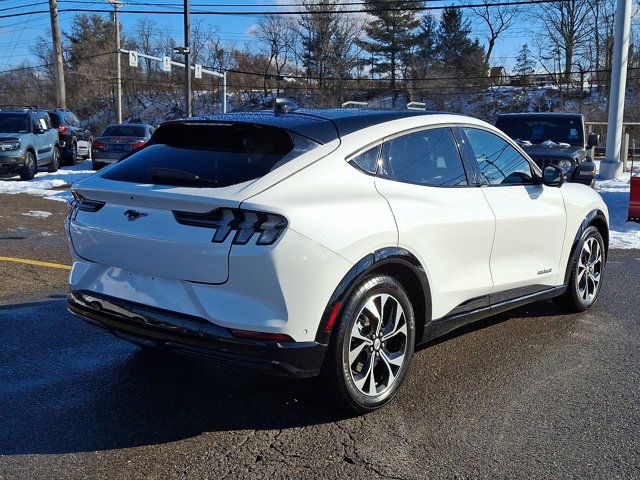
21 211 52 218
596 174 640 249
0 161 94 202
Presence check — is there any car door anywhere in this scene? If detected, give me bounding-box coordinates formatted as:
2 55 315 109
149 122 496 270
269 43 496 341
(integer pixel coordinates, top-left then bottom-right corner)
373 126 496 321
31 114 52 164
461 127 567 298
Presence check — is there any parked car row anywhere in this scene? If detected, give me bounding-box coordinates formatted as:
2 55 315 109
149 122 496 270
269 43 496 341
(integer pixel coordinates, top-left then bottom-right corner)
0 105 152 179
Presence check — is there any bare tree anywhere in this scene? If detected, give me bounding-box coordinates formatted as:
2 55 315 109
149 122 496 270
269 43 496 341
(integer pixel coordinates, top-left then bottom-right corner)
470 0 519 65
537 0 593 83
253 15 297 96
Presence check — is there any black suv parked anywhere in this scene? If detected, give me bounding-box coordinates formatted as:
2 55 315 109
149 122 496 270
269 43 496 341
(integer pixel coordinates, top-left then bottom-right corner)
47 108 92 165
495 113 598 187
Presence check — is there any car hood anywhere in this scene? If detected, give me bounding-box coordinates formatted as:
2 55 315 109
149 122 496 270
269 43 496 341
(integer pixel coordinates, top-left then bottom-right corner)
0 133 26 140
521 144 583 160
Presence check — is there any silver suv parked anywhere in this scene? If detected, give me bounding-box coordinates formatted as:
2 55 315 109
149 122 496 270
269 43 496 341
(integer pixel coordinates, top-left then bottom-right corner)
0 106 61 180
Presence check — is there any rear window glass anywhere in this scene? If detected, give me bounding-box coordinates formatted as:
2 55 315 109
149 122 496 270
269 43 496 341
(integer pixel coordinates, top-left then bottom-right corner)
102 125 147 137
101 122 317 188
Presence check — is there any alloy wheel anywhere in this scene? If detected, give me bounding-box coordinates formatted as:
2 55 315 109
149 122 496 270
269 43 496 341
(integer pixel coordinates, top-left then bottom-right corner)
348 293 408 397
576 237 602 304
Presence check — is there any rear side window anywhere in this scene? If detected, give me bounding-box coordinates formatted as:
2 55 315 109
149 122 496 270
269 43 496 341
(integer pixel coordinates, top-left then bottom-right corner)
102 122 317 188
349 145 380 174
379 127 467 186
48 112 61 127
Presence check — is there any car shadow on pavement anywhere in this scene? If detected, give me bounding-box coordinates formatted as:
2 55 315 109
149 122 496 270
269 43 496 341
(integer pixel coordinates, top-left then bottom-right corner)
0 297 572 455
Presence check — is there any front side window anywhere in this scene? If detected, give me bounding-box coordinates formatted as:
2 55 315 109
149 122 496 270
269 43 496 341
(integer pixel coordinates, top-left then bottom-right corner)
463 128 533 186
379 127 467 186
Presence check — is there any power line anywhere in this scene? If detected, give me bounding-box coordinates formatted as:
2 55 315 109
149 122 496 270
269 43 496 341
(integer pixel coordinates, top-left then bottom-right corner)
0 0 574 19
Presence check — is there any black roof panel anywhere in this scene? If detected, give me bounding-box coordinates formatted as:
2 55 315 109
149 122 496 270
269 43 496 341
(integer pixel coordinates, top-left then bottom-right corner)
176 109 444 144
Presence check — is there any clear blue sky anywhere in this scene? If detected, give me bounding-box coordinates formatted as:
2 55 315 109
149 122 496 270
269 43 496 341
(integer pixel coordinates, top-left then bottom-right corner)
0 0 535 72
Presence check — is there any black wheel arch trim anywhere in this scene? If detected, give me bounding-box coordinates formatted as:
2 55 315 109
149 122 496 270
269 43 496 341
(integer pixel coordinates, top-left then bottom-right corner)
315 247 431 344
563 208 609 285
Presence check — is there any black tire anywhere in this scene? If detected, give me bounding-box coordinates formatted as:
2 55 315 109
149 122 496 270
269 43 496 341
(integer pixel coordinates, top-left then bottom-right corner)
322 274 416 413
20 151 37 180
554 225 605 313
91 161 102 171
47 147 61 172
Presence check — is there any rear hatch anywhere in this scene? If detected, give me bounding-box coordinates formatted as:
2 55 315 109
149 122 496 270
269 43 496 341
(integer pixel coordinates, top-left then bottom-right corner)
69 121 322 284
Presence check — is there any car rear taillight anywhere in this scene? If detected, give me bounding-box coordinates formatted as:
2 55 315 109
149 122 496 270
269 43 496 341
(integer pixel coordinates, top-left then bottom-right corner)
56 125 68 135
131 140 146 149
173 208 287 246
92 141 106 151
69 191 105 219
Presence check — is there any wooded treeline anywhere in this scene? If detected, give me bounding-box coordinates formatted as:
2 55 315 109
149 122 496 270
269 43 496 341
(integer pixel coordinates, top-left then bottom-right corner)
0 0 637 125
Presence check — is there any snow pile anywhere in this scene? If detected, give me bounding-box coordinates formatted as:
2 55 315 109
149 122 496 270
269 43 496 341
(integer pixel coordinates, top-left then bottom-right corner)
21 211 52 218
596 174 640 249
0 160 94 202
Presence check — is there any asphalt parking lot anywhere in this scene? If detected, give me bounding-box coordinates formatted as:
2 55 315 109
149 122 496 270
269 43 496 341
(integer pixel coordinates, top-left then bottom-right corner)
1 193 639 479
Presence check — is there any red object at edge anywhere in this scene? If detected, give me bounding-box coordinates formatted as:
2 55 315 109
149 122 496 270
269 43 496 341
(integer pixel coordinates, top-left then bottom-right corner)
628 175 640 222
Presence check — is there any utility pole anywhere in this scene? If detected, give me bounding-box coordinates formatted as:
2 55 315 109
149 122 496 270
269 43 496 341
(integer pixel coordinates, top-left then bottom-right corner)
108 0 123 123
601 0 632 179
184 0 192 117
48 0 66 107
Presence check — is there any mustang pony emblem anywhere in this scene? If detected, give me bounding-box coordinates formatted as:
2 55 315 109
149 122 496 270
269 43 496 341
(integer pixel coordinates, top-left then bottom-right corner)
124 210 148 222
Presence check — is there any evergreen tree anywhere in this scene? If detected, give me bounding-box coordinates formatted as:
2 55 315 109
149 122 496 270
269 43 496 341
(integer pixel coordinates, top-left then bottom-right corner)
436 8 486 78
357 0 422 98
513 43 536 86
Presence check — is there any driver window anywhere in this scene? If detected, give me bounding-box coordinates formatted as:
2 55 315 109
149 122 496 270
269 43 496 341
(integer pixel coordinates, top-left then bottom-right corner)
379 127 467 187
463 128 533 186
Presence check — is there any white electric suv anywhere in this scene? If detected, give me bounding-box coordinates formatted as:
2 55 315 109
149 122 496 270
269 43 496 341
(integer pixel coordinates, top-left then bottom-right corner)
66 107 609 412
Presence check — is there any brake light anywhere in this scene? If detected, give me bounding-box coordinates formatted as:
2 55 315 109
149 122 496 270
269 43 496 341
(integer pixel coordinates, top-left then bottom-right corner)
131 140 146 149
230 329 293 342
56 125 68 135
173 208 287 246
92 141 106 151
69 191 105 220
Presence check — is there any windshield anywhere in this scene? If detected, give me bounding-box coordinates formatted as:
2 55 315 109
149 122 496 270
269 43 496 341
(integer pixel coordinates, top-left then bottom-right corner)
101 122 318 188
496 117 584 146
0 114 29 133
101 125 147 137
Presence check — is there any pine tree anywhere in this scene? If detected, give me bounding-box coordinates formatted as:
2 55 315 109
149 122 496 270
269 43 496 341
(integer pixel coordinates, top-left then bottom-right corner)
513 43 536 86
357 0 422 99
436 8 486 79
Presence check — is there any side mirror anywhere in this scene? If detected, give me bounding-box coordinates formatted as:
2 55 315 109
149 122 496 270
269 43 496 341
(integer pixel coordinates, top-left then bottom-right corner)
33 126 45 134
542 164 566 187
587 132 600 148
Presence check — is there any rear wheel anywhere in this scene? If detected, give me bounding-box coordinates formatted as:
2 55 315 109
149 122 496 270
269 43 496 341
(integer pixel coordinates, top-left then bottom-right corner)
47 147 61 172
20 151 37 180
323 274 415 413
555 226 605 312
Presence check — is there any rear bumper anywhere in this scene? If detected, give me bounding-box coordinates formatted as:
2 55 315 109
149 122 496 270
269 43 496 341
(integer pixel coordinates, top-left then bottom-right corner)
68 290 327 378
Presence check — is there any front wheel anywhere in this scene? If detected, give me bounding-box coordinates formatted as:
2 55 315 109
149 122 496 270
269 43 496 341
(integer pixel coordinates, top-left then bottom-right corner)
20 151 37 180
323 274 415 413
554 226 605 312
